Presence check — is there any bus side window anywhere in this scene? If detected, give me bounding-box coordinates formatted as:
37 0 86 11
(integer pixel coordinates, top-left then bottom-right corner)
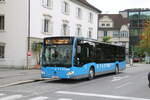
77 46 81 54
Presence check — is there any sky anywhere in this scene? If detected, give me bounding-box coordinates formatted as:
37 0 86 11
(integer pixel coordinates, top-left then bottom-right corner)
87 0 150 14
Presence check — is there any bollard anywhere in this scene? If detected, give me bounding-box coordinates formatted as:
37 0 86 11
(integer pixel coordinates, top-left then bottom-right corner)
148 72 150 88
130 58 133 67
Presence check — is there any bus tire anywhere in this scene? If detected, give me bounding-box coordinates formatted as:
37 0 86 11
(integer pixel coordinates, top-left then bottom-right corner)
148 72 150 88
88 67 95 80
115 65 119 75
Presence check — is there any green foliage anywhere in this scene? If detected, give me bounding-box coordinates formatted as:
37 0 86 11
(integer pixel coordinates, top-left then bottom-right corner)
102 36 112 43
32 42 42 53
133 46 145 57
31 42 42 65
139 20 150 56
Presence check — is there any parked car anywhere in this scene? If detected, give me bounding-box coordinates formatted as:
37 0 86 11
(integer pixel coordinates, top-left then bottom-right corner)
148 72 150 88
133 57 140 62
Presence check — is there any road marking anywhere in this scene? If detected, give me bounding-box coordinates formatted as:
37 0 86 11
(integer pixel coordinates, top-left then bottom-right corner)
56 91 150 100
0 93 5 96
111 76 129 82
116 82 132 89
0 95 23 100
58 98 72 100
29 96 48 100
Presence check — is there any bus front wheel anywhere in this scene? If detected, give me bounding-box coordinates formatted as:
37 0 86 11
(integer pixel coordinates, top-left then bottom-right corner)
88 67 95 80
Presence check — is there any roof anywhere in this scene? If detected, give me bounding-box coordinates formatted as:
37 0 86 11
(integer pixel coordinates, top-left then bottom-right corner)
120 8 150 12
99 14 129 29
73 0 101 13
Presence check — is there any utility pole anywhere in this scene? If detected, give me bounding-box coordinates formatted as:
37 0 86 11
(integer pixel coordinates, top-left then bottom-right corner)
26 0 31 69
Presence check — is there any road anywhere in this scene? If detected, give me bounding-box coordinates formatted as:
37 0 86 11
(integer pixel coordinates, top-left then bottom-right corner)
0 64 150 100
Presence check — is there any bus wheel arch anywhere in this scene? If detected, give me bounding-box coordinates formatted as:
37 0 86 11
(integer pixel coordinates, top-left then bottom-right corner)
88 66 95 80
115 64 119 75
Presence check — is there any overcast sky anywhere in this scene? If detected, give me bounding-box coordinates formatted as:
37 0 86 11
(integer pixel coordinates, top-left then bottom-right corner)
87 0 150 14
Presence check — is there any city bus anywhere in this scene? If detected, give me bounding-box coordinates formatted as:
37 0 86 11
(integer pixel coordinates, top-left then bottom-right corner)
41 37 126 80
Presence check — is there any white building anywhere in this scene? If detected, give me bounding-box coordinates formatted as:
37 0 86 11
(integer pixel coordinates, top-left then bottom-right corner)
0 0 101 68
98 14 130 62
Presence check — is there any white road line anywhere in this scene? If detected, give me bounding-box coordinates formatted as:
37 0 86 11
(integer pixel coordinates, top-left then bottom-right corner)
58 98 72 100
111 76 129 82
29 96 48 100
116 82 132 89
56 91 150 100
0 93 5 96
0 95 23 100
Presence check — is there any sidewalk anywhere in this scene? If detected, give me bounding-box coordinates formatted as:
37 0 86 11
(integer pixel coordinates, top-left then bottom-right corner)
0 69 42 88
126 63 146 68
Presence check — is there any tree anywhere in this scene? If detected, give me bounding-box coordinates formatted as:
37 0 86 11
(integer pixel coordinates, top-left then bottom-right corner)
102 36 112 43
32 42 42 65
133 46 145 57
139 20 150 56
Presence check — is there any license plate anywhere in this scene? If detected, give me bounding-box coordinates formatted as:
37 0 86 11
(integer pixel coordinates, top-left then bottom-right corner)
52 76 59 79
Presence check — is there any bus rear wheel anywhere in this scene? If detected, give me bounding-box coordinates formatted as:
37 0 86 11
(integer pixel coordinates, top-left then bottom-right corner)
88 67 95 80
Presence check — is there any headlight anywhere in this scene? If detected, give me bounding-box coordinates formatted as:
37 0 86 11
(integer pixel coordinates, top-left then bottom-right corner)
67 71 74 76
41 71 45 74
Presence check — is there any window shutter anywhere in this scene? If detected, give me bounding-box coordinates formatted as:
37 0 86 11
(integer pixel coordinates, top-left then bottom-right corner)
50 0 53 9
80 28 82 36
80 9 82 19
42 0 46 7
75 26 78 36
88 13 90 22
67 3 70 15
61 1 65 14
61 24 64 35
67 26 70 36
76 8 78 18
42 19 45 33
49 21 53 34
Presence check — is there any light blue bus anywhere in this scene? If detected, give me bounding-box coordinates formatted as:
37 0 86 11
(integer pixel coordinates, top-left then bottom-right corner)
41 37 126 80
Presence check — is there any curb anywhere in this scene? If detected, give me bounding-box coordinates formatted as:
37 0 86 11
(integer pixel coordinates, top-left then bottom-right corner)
0 79 44 88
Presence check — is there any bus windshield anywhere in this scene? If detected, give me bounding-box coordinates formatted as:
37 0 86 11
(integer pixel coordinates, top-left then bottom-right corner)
42 45 72 67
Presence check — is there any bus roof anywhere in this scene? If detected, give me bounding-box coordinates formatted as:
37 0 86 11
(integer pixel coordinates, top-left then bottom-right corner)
44 36 125 48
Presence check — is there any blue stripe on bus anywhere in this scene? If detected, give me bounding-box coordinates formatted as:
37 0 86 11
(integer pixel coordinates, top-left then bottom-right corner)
41 61 126 79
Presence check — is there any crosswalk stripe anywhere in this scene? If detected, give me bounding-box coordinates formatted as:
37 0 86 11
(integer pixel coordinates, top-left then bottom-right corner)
0 93 5 96
58 98 72 100
0 95 23 100
29 96 48 100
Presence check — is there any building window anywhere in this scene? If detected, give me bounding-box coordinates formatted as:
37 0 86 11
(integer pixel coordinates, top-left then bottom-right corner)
120 31 128 38
104 31 107 36
61 21 70 36
76 24 82 36
88 12 93 23
42 15 53 34
62 1 70 15
102 24 105 26
0 43 5 59
0 0 5 3
106 24 110 26
113 32 119 38
42 0 53 9
63 24 67 35
88 28 93 38
0 15 4 31
76 7 82 19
